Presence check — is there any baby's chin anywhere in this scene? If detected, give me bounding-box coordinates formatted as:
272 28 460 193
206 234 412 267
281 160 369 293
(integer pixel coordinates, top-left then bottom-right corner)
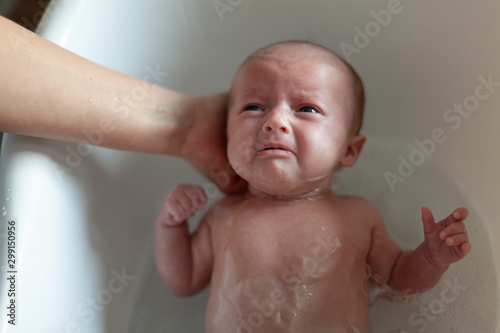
230 158 336 198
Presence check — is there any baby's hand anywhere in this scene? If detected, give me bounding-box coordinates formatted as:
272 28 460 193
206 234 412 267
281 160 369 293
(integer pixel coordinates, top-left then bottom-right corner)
160 184 208 226
421 206 471 269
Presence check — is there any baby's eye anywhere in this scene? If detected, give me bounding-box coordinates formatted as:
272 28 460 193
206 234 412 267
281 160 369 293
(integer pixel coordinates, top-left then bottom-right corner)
243 105 263 111
297 106 318 113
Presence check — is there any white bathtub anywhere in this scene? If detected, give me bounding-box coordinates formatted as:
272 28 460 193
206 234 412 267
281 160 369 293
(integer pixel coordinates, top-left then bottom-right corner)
1 1 499 332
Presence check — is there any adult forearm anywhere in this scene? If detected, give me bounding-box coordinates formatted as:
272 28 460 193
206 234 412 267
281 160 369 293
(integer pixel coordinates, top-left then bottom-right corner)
0 16 245 193
0 16 192 155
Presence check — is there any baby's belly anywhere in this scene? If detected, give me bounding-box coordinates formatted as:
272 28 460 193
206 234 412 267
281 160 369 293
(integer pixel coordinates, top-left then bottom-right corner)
205 239 371 333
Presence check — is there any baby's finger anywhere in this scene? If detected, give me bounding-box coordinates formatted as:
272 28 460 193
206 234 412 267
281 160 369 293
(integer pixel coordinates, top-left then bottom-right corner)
185 186 207 210
163 199 184 224
176 193 195 216
442 207 468 228
451 242 472 260
458 243 472 257
444 232 469 247
421 207 437 234
439 221 468 240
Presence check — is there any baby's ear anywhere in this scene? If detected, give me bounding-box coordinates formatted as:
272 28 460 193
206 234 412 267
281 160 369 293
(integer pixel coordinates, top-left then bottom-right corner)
339 135 366 168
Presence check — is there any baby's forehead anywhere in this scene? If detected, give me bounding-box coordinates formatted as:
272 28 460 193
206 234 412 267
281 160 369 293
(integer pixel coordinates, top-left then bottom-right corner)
247 42 346 68
237 47 354 88
232 56 354 101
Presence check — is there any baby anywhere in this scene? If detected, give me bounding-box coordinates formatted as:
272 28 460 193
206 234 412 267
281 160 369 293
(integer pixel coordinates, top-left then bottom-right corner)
154 41 471 332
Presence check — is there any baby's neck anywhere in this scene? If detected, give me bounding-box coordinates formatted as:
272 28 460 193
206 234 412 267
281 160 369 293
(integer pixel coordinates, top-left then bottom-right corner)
246 185 332 202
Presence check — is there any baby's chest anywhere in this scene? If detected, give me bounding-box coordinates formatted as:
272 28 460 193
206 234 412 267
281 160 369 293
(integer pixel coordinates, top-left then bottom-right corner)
211 202 372 274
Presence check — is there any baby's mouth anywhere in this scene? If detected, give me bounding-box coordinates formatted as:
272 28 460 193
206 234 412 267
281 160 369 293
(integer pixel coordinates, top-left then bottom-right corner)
257 143 295 156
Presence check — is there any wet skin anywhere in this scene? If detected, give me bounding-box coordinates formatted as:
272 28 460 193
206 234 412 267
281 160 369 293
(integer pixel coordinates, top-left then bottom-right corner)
155 46 470 332
156 57 385 332
203 191 393 332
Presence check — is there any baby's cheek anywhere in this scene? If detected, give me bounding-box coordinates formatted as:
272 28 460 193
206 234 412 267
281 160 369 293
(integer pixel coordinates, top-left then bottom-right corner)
304 141 340 175
228 157 243 178
307 131 335 160
227 144 249 180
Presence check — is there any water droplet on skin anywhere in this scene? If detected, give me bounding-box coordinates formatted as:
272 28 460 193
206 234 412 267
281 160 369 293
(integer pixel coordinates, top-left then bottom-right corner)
301 284 313 299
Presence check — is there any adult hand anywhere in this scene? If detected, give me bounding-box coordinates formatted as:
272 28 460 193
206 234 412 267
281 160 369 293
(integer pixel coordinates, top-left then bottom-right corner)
180 93 247 194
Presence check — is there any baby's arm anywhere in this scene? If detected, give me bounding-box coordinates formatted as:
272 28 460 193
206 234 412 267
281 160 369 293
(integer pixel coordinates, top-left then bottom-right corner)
368 203 471 294
154 184 213 296
387 207 471 293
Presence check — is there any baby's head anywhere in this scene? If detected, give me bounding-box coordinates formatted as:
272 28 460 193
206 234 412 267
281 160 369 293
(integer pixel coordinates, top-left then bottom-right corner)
227 41 366 197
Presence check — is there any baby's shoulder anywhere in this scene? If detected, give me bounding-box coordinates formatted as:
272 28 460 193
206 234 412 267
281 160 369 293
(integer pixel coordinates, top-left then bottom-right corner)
334 194 376 209
333 194 383 223
203 193 246 216
212 193 245 207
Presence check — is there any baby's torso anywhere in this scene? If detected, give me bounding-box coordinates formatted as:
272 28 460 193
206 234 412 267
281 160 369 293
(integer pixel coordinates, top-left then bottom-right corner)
204 193 375 333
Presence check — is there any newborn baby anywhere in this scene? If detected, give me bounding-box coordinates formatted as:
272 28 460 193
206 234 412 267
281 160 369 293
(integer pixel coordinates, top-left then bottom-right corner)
154 41 471 332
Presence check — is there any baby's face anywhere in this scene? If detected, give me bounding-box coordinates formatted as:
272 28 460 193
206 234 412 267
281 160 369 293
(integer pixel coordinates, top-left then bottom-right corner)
227 57 362 197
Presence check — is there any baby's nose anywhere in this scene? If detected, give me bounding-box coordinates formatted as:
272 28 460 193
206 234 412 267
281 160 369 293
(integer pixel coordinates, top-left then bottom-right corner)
263 109 290 134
